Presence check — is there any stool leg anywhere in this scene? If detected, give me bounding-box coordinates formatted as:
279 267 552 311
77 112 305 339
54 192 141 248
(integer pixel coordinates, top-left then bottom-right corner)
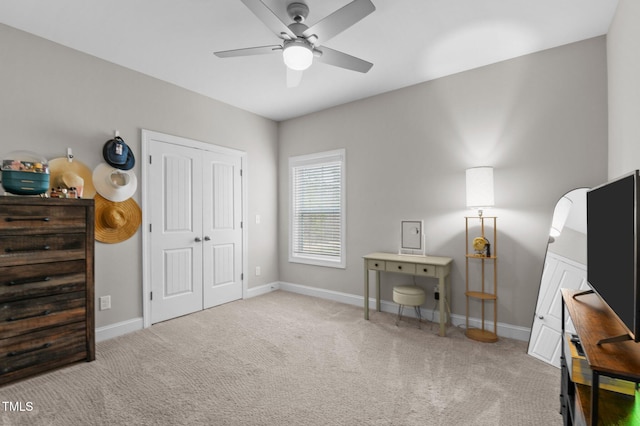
415 306 422 329
396 304 404 326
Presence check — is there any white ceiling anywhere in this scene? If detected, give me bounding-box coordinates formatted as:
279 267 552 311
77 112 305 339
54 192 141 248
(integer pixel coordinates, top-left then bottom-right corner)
0 0 618 122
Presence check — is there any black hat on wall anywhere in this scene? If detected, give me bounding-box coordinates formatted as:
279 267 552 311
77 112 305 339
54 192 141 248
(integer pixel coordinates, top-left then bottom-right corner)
103 136 135 170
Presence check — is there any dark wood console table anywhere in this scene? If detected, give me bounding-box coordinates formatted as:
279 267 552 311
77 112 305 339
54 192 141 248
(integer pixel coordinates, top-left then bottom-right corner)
561 288 640 425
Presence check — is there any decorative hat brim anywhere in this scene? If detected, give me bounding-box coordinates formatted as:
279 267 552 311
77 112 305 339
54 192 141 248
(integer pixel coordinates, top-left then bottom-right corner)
48 157 96 198
94 194 141 243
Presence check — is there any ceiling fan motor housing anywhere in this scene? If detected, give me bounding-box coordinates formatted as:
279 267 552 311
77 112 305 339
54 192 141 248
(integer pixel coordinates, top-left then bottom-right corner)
288 22 308 38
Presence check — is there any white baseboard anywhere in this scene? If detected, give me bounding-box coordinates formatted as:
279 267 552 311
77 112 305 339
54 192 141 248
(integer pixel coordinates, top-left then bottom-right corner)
96 317 144 342
96 283 282 342
95 282 531 343
245 282 281 298
277 281 531 342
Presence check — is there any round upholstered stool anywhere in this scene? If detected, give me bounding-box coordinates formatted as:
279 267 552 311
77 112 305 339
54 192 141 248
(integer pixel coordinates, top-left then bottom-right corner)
393 285 426 328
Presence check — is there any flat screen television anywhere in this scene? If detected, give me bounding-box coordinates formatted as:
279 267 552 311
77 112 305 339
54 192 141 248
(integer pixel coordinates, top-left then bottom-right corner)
586 170 640 343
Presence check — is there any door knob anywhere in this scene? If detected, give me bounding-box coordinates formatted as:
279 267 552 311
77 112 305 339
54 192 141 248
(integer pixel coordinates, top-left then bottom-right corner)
204 236 211 241
538 315 544 320
195 237 202 242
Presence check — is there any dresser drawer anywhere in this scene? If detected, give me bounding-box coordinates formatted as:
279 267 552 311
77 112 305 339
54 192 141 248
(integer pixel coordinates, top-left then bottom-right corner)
0 205 86 235
0 233 86 267
0 260 86 302
386 261 416 274
0 322 88 382
415 264 437 277
0 291 86 339
367 259 385 271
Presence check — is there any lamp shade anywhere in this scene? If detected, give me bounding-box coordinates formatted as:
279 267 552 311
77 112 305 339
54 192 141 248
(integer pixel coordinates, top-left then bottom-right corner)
283 41 313 71
550 196 573 237
466 167 495 211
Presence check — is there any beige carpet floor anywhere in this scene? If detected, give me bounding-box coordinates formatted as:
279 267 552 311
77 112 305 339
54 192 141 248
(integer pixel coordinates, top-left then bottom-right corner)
0 291 561 425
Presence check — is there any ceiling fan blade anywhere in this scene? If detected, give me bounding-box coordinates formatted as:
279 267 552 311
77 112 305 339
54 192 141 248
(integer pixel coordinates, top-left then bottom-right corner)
315 47 373 73
214 45 281 58
303 0 375 44
241 0 296 40
286 68 304 88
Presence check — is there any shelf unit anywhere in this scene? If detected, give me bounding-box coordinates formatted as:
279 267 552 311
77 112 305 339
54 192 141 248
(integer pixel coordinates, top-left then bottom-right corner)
465 216 498 343
561 288 640 425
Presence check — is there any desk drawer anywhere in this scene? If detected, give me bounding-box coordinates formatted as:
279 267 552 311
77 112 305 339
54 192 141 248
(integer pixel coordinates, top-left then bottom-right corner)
367 260 385 271
415 265 437 277
386 261 415 274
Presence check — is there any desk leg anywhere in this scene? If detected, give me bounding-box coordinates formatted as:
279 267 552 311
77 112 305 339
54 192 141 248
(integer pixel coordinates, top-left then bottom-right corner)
438 275 446 337
376 271 381 312
364 262 369 320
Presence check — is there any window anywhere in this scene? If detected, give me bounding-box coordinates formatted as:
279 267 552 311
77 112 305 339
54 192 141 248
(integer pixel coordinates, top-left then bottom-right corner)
289 149 346 268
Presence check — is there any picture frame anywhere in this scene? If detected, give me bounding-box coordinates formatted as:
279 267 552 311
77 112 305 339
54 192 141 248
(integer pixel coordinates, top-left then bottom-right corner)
400 220 425 256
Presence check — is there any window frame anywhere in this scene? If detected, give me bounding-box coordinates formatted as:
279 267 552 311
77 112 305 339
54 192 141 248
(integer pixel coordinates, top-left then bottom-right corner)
288 149 346 269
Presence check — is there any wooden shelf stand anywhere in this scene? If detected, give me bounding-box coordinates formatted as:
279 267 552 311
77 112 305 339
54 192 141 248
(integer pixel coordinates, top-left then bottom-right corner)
465 216 498 342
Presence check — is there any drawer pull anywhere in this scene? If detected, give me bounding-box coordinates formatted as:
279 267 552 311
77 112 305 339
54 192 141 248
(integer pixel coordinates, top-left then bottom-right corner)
6 310 51 322
5 216 51 222
397 266 402 270
374 263 379 267
5 245 51 253
6 276 51 286
423 268 428 272
7 343 52 357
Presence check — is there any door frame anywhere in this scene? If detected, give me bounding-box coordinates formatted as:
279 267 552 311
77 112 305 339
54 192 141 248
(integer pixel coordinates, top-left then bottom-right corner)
140 129 248 328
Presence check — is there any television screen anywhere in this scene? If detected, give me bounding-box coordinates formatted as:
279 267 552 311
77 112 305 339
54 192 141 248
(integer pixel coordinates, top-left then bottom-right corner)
587 170 640 342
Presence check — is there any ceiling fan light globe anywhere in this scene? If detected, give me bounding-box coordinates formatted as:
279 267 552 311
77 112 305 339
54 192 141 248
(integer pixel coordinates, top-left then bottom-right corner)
283 44 313 71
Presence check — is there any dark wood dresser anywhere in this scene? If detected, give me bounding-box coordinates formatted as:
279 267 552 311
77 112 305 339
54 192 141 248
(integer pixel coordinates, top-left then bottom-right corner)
0 197 95 385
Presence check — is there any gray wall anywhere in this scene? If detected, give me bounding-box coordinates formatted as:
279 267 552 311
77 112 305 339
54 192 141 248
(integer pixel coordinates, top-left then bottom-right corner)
608 0 640 178
1 20 614 333
278 37 608 329
0 23 280 328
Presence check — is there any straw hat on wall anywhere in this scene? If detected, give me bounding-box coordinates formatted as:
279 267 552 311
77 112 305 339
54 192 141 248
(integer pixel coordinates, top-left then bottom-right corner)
94 194 141 243
48 157 96 198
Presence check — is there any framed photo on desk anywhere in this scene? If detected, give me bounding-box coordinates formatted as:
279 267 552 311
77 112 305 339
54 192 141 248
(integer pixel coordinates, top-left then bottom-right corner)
400 220 425 256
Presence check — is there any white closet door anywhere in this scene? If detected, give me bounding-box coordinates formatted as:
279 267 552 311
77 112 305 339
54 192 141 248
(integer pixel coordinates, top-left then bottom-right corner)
202 151 243 308
145 131 245 325
149 140 204 324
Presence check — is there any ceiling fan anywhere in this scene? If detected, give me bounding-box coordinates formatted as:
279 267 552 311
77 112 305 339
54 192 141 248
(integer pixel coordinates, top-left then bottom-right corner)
214 0 375 87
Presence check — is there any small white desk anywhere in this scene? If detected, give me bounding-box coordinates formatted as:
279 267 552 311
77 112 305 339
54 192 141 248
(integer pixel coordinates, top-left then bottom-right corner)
363 252 453 336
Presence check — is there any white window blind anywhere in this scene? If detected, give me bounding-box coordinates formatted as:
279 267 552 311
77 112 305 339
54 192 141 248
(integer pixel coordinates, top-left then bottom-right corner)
289 150 345 268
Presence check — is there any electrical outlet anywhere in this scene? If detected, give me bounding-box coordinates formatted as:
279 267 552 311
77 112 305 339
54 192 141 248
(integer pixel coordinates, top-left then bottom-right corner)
434 292 440 300
100 295 111 311
255 266 261 276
